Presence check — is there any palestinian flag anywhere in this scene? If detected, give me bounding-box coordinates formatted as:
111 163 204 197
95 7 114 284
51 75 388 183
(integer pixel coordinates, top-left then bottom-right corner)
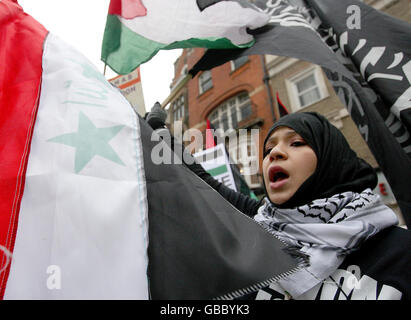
101 0 269 74
0 0 301 299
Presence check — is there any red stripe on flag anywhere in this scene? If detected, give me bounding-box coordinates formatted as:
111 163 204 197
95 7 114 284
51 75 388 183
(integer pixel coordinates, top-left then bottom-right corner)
108 0 147 19
0 0 47 299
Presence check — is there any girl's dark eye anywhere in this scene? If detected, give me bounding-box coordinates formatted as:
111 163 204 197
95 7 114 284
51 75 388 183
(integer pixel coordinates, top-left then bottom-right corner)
291 141 306 147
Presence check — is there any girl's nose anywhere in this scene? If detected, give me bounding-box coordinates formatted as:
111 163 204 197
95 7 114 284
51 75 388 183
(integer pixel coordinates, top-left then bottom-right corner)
269 144 288 161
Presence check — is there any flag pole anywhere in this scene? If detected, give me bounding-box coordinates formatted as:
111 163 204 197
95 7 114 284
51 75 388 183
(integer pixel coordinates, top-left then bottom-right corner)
103 63 107 76
161 73 192 108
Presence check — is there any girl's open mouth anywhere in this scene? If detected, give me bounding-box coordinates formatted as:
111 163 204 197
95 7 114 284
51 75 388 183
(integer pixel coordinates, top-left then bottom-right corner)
269 166 289 189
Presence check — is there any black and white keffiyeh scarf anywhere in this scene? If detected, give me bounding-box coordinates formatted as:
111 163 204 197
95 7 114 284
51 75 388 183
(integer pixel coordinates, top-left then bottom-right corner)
254 189 398 298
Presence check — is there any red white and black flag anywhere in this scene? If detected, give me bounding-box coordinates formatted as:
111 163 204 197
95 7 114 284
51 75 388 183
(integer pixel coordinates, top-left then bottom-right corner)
0 0 300 299
190 0 411 228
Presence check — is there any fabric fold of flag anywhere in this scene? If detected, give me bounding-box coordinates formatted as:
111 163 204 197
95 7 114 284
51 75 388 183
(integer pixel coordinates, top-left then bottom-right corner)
189 0 411 228
101 0 270 74
0 0 48 298
1 0 302 299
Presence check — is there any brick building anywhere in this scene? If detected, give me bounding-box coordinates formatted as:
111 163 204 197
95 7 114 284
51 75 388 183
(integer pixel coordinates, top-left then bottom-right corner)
166 0 410 225
168 51 271 191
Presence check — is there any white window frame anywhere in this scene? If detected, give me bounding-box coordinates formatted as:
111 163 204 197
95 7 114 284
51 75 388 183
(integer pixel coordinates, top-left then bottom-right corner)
198 70 213 94
186 48 194 56
208 93 252 131
230 56 249 71
172 95 185 122
285 65 329 111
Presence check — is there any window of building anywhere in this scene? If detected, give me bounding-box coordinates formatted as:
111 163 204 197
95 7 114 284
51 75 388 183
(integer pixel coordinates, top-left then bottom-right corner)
208 92 252 131
286 66 329 110
198 70 213 94
172 95 185 122
295 73 321 106
186 48 194 56
231 56 249 71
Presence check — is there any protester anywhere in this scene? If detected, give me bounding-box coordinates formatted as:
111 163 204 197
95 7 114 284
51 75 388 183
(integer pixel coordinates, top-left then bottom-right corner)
146 109 411 300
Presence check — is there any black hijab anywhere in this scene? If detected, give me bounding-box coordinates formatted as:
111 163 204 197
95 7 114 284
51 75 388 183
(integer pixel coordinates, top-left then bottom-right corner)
263 112 377 208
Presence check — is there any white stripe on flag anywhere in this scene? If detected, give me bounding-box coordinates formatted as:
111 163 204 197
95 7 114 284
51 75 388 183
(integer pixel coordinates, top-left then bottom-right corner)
4 34 149 299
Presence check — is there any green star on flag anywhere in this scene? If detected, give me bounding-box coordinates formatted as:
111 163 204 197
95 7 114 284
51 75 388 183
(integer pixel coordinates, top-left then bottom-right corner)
48 112 125 173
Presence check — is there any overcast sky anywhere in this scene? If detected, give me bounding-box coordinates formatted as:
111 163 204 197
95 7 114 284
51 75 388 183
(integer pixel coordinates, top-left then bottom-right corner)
18 0 182 112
